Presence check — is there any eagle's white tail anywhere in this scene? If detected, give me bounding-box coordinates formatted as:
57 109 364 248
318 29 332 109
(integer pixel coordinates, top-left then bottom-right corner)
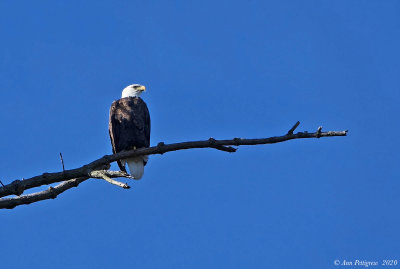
125 156 147 179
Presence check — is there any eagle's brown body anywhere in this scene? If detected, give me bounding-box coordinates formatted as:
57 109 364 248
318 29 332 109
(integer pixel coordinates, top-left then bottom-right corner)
109 97 151 172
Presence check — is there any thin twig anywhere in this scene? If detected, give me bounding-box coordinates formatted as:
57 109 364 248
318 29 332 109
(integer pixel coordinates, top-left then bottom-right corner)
90 171 131 189
91 170 135 179
60 152 65 172
208 137 236 152
212 145 237 152
316 126 322 138
288 121 300 134
0 180 5 188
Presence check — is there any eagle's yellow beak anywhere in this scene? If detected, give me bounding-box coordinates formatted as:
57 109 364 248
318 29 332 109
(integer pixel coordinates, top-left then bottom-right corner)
137 85 146 91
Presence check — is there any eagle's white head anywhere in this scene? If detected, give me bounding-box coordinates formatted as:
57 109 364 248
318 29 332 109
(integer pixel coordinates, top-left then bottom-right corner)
122 84 146 98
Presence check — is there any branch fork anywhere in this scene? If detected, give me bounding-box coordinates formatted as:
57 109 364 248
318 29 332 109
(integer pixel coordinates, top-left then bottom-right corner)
89 170 134 189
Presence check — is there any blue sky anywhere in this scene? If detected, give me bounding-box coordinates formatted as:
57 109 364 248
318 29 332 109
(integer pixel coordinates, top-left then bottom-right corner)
0 0 399 268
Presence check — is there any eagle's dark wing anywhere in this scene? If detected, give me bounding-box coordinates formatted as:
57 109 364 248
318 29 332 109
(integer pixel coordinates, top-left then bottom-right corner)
142 100 151 165
143 100 151 147
109 97 151 171
109 100 126 172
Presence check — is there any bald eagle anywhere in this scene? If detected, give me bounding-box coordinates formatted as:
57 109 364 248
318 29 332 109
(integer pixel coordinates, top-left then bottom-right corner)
109 84 151 179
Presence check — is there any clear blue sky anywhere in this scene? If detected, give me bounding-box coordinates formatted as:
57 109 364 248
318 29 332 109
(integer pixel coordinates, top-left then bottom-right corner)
0 0 399 268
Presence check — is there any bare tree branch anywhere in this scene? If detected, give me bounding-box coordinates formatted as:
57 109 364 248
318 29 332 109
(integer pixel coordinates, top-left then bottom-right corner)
0 177 88 209
89 170 135 180
0 122 348 209
0 170 135 209
90 170 131 189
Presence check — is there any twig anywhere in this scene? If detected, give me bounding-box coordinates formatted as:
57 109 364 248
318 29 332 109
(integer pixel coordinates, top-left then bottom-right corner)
0 123 348 200
91 170 135 179
208 137 236 152
0 180 4 188
288 121 300 134
60 152 65 171
212 145 237 152
316 126 322 138
90 171 130 189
